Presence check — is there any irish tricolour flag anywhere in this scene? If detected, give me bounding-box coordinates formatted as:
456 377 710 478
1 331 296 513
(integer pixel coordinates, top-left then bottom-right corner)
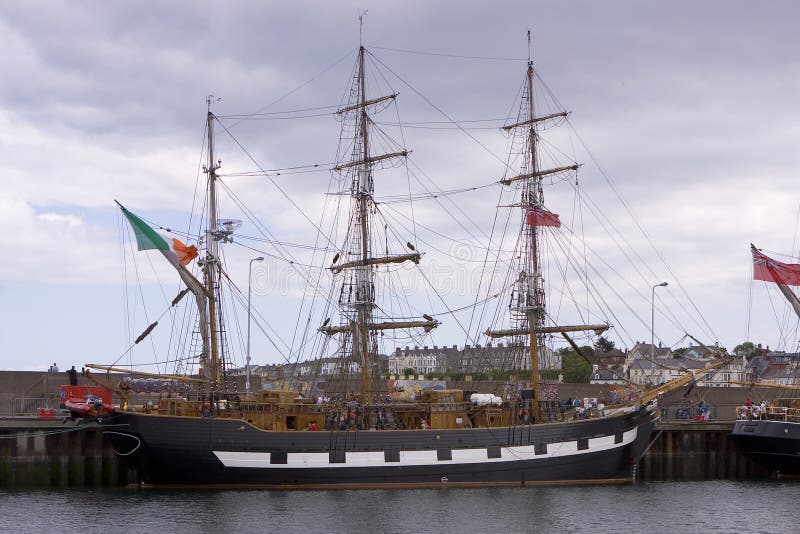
120 205 198 268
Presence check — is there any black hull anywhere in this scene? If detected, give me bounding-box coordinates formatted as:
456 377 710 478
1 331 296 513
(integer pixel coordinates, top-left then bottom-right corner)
104 408 656 488
730 419 800 476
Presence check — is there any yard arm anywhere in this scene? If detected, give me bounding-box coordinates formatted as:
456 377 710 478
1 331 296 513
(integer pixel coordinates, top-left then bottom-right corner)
639 357 733 405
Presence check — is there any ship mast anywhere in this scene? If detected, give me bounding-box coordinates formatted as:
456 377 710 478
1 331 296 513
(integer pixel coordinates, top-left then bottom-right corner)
524 39 542 419
355 43 372 398
320 25 439 402
486 33 606 421
204 96 222 389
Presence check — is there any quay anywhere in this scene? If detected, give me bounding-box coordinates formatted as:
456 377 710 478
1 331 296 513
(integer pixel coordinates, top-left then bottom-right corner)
0 417 128 487
639 421 770 481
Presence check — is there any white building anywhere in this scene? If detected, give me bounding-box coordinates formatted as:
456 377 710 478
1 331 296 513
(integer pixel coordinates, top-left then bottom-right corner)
388 346 449 376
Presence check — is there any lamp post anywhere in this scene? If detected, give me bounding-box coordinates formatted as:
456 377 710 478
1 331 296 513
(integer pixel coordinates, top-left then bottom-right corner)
651 281 668 364
246 256 264 397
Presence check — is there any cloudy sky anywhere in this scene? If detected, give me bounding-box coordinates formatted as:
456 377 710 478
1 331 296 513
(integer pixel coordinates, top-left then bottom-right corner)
2 0 800 372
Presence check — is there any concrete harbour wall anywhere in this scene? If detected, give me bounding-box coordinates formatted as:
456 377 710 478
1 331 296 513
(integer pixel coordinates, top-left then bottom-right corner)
0 419 128 487
638 422 770 481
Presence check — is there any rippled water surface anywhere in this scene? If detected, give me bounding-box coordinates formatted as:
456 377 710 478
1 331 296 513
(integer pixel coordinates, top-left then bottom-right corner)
0 481 795 533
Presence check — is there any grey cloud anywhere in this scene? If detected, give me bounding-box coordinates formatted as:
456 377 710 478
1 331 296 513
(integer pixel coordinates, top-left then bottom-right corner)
2 0 800 368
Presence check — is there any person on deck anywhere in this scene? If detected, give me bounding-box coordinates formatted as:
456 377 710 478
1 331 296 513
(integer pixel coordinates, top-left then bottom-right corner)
308 421 317 431
348 411 356 430
519 408 530 424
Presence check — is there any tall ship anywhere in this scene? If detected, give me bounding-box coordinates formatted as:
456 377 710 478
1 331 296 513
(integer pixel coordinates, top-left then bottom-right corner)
92 31 727 488
729 245 800 477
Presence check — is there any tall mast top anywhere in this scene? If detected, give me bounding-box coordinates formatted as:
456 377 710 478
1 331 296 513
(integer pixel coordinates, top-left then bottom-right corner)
206 94 221 114
359 10 368 47
527 29 532 64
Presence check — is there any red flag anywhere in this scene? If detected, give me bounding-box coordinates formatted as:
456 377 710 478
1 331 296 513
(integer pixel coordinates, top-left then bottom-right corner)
752 244 800 286
526 206 561 227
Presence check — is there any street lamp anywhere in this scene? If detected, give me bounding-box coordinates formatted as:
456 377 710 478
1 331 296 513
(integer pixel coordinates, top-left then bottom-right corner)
651 281 668 364
246 256 264 397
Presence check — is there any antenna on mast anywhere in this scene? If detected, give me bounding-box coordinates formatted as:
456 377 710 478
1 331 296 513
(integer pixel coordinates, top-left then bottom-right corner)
527 29 532 64
359 9 368 47
206 94 221 112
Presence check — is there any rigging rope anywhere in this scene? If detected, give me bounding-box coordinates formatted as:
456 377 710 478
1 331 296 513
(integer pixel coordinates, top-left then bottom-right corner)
226 48 356 127
367 44 526 62
566 119 719 343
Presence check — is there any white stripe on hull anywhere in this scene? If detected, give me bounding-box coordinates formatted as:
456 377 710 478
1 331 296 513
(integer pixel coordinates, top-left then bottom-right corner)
213 428 637 469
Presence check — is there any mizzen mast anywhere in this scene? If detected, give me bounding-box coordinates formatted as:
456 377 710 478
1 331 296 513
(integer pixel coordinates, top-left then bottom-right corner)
485 33 606 420
523 35 545 420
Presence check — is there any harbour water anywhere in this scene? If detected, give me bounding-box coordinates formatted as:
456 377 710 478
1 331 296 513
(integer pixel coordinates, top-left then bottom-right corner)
0 480 795 533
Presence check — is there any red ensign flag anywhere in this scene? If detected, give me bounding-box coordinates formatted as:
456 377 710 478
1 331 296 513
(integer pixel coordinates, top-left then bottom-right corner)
752 244 800 286
526 206 561 227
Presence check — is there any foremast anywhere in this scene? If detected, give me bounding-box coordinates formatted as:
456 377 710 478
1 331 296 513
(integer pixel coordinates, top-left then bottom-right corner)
485 33 606 420
203 96 224 390
110 98 225 393
319 41 438 402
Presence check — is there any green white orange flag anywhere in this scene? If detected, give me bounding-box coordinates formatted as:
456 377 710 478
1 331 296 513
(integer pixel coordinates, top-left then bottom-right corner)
120 206 199 268
118 202 210 360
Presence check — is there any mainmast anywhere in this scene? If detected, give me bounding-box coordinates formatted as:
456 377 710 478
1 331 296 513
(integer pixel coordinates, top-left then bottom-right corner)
486 33 605 421
320 35 439 402
355 44 372 399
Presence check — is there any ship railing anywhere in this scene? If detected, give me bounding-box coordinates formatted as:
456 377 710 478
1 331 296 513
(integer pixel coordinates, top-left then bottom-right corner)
430 402 473 413
736 405 768 420
765 405 800 423
9 396 62 416
736 406 755 420
151 398 332 416
233 401 325 413
307 401 475 413
736 405 800 423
